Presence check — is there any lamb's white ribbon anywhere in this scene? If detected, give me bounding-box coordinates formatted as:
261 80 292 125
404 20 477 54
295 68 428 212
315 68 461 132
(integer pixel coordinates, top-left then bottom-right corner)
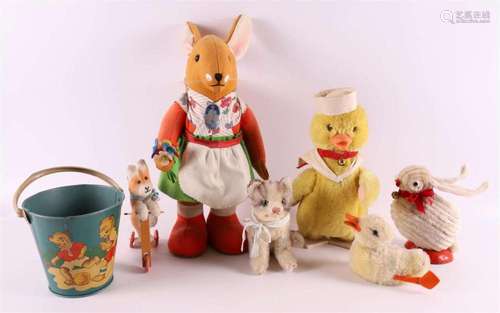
241 212 290 258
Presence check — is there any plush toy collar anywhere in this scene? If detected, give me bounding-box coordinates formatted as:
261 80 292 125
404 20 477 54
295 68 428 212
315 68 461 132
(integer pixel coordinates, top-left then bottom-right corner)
241 212 290 258
130 189 160 202
317 148 358 160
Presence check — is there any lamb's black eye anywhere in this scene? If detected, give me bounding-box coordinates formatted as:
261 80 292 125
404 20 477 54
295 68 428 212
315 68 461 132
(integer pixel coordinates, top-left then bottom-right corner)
194 54 200 62
413 181 419 187
260 199 268 207
371 229 379 237
326 124 333 131
353 126 358 132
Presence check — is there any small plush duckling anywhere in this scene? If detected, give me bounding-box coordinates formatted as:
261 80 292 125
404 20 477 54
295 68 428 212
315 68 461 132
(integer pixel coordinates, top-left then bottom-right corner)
344 214 440 289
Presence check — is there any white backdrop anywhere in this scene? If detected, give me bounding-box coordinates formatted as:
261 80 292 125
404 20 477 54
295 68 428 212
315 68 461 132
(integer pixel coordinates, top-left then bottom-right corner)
1 1 499 312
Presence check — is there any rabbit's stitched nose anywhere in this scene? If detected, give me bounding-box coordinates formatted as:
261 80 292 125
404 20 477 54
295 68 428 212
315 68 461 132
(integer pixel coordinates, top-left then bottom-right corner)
214 73 223 82
145 186 151 193
272 207 281 214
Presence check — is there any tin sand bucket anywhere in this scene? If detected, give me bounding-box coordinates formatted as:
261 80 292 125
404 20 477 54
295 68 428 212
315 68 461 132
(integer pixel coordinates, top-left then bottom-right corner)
13 167 124 297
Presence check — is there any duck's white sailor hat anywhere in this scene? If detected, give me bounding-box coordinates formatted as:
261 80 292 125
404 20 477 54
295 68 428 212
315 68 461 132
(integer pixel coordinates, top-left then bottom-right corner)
314 88 357 116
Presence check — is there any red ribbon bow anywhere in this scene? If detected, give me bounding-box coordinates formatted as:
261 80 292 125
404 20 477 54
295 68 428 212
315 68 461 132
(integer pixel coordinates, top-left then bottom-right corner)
397 188 435 214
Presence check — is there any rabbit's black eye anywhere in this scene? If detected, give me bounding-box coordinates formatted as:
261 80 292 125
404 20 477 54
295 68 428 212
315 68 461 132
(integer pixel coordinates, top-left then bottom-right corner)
413 181 419 187
260 199 269 207
326 124 333 131
281 198 286 205
137 180 141 184
194 54 200 62
353 126 358 132
371 229 379 237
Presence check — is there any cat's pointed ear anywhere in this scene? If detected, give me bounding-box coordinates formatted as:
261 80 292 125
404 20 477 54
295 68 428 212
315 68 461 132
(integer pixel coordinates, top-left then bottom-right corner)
278 177 292 194
184 21 202 54
226 15 252 60
247 179 264 202
127 165 137 180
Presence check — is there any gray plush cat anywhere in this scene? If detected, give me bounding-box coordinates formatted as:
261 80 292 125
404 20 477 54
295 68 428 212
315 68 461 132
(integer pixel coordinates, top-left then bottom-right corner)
243 179 299 274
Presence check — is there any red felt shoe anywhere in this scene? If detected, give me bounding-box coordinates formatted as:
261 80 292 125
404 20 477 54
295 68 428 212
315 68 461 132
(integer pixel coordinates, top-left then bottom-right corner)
167 214 207 258
405 241 454 264
207 212 246 255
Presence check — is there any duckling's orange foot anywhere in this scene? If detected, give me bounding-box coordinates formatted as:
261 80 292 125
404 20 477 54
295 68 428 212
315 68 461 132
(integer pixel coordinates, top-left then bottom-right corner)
207 212 246 254
405 241 454 264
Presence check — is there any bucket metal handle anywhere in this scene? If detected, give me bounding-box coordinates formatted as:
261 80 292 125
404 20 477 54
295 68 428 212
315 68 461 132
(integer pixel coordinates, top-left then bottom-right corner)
13 166 123 219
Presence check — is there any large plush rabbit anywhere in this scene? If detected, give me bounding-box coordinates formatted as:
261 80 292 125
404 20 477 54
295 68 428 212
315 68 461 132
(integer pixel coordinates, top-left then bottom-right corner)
152 15 268 257
391 165 487 264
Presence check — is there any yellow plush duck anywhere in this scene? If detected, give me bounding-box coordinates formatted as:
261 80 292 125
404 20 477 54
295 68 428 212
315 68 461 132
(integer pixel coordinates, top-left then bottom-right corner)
293 88 379 245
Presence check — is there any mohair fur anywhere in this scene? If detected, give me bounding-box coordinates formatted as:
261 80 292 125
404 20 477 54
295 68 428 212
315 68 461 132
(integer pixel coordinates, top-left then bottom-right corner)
310 107 369 151
128 160 161 246
246 179 298 274
293 105 379 241
348 215 430 286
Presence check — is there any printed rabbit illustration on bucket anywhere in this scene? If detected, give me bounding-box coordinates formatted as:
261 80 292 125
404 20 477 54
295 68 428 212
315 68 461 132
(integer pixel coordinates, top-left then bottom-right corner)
13 167 124 297
46 215 117 290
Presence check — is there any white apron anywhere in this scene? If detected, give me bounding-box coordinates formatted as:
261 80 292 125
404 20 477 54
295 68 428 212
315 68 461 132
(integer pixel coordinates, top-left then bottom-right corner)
179 142 251 209
176 89 252 208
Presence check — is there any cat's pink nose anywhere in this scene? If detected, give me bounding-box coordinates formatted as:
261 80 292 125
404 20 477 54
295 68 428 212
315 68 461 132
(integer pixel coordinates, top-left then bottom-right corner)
272 207 281 214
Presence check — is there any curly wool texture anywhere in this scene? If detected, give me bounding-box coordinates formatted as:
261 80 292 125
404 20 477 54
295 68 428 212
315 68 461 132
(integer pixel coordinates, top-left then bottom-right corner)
391 165 487 252
391 196 459 251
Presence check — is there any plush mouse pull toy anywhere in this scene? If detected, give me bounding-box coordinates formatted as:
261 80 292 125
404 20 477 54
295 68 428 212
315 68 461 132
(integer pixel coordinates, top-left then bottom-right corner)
152 15 268 258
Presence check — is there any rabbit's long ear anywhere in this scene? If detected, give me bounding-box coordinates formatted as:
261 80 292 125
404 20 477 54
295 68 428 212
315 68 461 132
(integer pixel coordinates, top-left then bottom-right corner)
433 165 468 185
432 177 488 197
184 21 202 54
137 159 149 174
127 165 137 180
226 15 252 60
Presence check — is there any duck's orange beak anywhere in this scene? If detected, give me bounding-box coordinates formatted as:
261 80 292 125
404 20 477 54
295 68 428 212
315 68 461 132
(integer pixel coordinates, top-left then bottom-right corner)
330 134 352 151
344 213 361 232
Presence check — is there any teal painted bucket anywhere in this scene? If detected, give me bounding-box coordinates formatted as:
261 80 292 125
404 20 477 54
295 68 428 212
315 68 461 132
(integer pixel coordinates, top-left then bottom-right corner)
13 167 124 297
